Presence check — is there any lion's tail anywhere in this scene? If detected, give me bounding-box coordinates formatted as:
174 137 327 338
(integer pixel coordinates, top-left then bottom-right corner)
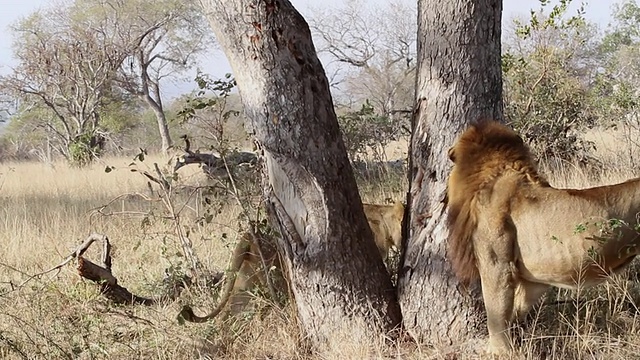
446 197 480 285
178 233 252 323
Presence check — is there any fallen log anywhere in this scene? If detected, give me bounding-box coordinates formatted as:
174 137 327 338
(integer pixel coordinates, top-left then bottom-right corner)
79 234 156 305
48 233 157 305
173 135 258 179
77 257 155 305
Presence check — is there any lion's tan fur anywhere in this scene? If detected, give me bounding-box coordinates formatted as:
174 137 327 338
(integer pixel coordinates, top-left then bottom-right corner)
363 201 405 260
181 201 404 323
447 120 549 284
180 231 286 323
447 120 640 355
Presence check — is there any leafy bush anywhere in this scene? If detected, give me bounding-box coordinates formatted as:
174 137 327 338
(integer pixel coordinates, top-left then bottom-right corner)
503 0 640 167
502 1 598 165
68 132 105 167
337 100 404 163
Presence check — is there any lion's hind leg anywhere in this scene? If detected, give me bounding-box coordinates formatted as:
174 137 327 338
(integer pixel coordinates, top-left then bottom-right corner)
224 256 259 319
513 280 549 322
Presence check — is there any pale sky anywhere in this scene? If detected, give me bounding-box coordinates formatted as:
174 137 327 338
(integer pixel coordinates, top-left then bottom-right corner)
0 0 618 100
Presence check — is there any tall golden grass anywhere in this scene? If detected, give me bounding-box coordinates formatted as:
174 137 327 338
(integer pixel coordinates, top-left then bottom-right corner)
0 155 247 359
2 127 640 359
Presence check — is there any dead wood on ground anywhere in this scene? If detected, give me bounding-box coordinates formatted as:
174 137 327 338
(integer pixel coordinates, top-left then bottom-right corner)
53 233 157 305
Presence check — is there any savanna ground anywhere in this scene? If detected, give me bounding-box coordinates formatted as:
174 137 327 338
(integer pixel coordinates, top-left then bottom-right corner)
4 124 640 359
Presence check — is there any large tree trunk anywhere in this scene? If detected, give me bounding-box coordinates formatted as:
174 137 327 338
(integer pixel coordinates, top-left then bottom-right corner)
198 0 401 348
398 0 503 349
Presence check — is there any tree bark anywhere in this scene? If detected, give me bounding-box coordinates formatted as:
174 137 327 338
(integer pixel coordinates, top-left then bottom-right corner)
198 0 401 348
139 55 173 155
398 0 503 348
145 95 172 154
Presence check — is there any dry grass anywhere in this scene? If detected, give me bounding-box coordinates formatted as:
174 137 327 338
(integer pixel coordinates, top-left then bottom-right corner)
0 155 266 359
2 128 640 359
0 153 408 360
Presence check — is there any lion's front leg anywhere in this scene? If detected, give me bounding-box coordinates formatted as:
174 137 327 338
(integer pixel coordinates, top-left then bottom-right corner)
475 232 517 355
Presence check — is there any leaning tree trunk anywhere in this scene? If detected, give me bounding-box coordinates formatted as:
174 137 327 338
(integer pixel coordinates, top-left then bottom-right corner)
139 91 172 154
398 0 503 348
199 0 402 348
149 100 172 155
139 57 172 155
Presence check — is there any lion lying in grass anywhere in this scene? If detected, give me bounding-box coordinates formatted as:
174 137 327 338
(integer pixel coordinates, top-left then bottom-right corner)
180 201 404 323
447 119 640 355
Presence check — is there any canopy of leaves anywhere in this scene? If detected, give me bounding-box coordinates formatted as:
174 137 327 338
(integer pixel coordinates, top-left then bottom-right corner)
175 73 248 153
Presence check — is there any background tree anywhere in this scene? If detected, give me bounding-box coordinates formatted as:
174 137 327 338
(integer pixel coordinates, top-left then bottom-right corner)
98 85 147 152
0 104 54 163
0 95 13 123
397 0 503 346
0 0 212 163
500 0 640 169
175 72 250 153
309 0 415 137
109 0 214 154
597 0 640 132
308 0 415 178
198 0 401 348
600 0 640 90
0 6 125 165
337 100 400 164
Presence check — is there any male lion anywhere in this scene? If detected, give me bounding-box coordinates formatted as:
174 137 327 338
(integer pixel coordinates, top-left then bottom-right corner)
180 201 405 323
447 120 640 355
